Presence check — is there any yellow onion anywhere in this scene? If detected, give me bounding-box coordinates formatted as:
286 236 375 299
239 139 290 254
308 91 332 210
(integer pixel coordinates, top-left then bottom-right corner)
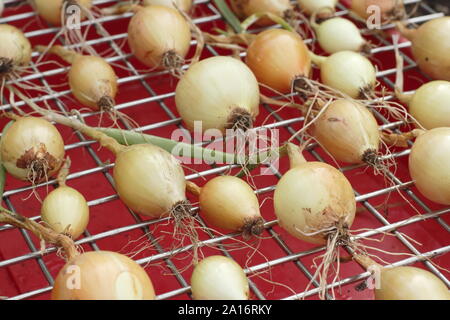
409 127 450 205
297 0 338 16
69 55 118 111
0 24 32 76
312 17 368 54
310 99 380 165
113 144 188 218
142 0 192 12
0 117 65 183
397 17 450 81
127 5 191 70
229 0 292 26
274 160 356 244
312 51 377 98
351 0 405 22
32 0 93 26
175 56 260 132
246 29 311 94
191 255 249 300
52 251 155 300
406 81 450 129
41 186 89 239
198 176 263 239
375 266 450 300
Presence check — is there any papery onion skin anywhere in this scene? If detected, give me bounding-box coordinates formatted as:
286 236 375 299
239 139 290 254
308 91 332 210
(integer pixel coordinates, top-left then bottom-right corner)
297 0 338 16
0 117 65 183
52 251 156 300
175 56 260 132
0 1 4 17
191 255 249 300
311 99 380 164
41 186 89 239
33 0 93 26
409 127 450 205
246 29 311 94
315 18 367 54
199 176 263 238
142 0 193 12
375 266 450 300
274 162 356 245
113 144 187 218
0 24 32 70
400 17 450 81
68 55 118 111
408 81 450 129
230 0 292 26
318 51 376 98
351 0 405 21
127 5 191 69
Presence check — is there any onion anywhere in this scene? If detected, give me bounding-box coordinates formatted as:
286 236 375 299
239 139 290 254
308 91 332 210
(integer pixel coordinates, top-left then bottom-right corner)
297 0 338 16
127 5 191 71
229 0 292 26
312 17 369 54
246 29 311 94
312 51 377 98
196 176 263 239
52 251 156 300
406 81 450 129
0 117 65 183
409 127 450 205
0 24 32 77
351 0 405 22
41 186 89 239
310 99 380 165
397 17 450 81
114 144 189 218
41 158 89 239
274 150 356 244
375 266 450 300
142 0 193 12
32 0 93 26
191 255 249 300
0 1 4 17
175 56 260 132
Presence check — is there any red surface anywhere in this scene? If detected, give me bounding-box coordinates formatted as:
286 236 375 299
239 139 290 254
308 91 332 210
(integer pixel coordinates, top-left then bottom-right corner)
0 1 448 300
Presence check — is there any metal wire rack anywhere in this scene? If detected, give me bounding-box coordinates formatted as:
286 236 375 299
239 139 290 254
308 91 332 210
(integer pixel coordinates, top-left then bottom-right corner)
0 0 449 300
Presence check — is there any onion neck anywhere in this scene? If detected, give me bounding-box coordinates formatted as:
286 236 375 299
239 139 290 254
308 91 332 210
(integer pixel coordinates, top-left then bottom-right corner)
57 157 71 187
286 143 307 168
186 181 202 197
34 45 79 64
309 51 327 67
395 22 417 41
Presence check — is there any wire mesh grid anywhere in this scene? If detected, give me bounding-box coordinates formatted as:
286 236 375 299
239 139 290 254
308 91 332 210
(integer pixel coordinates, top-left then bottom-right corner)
0 0 448 300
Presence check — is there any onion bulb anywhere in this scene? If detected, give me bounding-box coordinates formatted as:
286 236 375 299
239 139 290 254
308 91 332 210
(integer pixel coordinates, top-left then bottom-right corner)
114 144 189 218
41 186 89 239
409 127 450 205
312 51 377 98
246 29 311 94
406 81 450 129
297 0 338 16
229 0 292 26
351 0 405 22
197 176 263 239
142 0 193 12
32 0 93 26
175 56 260 132
52 251 155 300
128 5 191 71
0 117 65 183
0 24 32 77
274 156 356 244
312 17 369 54
397 17 450 81
191 255 249 300
375 266 450 300
310 99 380 165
